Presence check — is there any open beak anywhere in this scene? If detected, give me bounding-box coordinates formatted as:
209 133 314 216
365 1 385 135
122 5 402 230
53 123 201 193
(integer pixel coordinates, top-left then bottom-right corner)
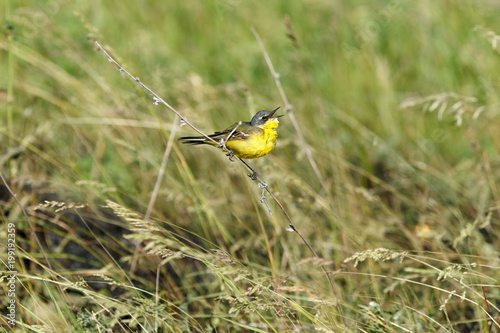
270 106 284 119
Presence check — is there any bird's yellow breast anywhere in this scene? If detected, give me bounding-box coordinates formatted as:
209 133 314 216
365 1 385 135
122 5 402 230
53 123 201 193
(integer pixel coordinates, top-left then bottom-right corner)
226 119 279 159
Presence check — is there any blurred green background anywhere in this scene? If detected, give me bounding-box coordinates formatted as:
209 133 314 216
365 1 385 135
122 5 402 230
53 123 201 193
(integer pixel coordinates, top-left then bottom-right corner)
1 0 499 331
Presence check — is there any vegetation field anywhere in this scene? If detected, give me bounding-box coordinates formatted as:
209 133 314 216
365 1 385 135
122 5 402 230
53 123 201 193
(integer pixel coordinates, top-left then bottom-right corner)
1 0 500 331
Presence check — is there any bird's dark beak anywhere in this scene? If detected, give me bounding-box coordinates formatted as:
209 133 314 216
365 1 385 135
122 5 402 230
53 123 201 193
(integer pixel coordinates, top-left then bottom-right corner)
270 106 283 118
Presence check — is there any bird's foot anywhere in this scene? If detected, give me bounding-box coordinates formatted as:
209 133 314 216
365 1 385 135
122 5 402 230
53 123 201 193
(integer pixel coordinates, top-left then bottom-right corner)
220 138 235 161
225 150 235 161
248 171 258 180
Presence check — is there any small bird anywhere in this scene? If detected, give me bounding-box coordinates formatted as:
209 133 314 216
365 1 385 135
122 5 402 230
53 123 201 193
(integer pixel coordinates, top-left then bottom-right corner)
179 107 283 159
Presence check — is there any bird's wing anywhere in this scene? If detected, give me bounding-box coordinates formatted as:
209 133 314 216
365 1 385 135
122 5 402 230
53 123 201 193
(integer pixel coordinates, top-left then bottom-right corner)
208 121 262 142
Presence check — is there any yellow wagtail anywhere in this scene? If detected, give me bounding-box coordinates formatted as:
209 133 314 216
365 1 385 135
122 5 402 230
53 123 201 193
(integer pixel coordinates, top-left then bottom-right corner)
179 107 283 159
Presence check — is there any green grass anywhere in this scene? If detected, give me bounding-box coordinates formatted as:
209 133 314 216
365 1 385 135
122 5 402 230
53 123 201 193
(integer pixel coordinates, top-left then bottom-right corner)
1 0 500 331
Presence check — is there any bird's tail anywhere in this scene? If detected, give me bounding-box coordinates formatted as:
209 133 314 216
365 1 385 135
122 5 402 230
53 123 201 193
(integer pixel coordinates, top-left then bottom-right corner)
178 135 212 145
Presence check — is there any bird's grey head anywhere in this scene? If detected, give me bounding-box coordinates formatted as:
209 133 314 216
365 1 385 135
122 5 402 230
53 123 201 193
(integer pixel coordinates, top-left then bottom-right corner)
250 107 281 126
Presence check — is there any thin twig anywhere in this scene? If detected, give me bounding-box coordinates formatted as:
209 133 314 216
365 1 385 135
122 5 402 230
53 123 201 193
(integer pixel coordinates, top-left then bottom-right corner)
146 117 179 219
222 121 242 160
482 286 492 313
251 26 328 194
264 187 345 322
95 42 219 148
258 183 273 215
129 117 179 274
225 121 242 144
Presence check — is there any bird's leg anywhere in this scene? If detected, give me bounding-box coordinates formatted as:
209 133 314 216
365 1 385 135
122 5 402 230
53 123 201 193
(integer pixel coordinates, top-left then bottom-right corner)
222 121 242 161
248 170 258 180
241 159 258 180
